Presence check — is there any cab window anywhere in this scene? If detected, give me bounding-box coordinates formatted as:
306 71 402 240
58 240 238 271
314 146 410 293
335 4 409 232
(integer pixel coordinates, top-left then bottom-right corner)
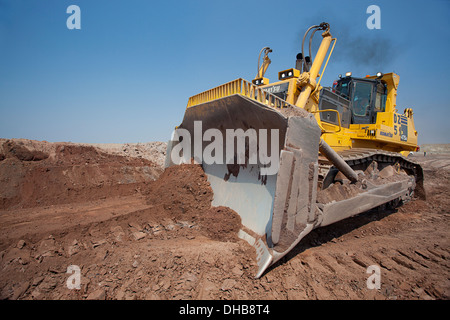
335 79 350 99
352 81 372 117
374 82 387 112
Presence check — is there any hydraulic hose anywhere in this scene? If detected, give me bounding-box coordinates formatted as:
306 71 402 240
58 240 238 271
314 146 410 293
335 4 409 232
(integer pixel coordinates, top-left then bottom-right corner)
301 25 319 72
301 23 330 72
257 47 271 78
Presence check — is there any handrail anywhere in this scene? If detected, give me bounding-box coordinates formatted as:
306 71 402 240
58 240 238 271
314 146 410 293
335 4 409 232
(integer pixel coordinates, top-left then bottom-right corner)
311 109 342 133
187 78 295 110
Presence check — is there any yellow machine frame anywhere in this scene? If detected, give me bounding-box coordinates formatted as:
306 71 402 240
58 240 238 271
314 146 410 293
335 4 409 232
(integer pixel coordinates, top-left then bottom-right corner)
185 26 419 157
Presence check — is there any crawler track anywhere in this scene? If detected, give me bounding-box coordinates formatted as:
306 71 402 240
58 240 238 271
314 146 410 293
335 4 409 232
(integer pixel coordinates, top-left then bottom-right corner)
320 148 425 200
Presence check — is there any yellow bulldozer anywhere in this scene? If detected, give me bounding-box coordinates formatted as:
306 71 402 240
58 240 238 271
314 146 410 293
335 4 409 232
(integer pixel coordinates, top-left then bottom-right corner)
166 22 424 278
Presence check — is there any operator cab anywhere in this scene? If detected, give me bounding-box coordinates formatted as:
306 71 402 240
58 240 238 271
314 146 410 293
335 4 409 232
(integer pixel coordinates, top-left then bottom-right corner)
332 74 387 125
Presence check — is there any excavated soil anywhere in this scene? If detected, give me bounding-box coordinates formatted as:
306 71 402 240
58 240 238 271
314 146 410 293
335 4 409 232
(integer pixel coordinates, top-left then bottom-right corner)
0 139 449 300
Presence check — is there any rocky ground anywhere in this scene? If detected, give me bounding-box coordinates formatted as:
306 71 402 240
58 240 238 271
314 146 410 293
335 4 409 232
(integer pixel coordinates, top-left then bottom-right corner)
0 139 448 300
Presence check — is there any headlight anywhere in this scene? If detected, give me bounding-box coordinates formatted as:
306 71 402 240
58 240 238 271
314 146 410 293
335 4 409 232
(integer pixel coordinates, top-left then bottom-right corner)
278 68 299 80
345 72 352 77
252 77 268 86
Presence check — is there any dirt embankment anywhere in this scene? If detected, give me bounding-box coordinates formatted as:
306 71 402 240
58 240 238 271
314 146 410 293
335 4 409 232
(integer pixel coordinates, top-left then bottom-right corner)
0 139 163 210
0 139 448 300
420 144 450 155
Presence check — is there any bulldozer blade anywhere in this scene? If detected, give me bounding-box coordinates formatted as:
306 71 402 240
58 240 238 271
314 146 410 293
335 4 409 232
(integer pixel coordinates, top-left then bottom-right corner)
166 94 323 278
166 93 419 278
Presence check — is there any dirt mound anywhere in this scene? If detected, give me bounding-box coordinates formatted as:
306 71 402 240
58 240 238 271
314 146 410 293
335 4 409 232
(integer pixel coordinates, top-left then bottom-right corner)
1 140 49 162
141 164 242 242
0 139 163 210
144 164 213 220
85 142 167 168
200 206 242 242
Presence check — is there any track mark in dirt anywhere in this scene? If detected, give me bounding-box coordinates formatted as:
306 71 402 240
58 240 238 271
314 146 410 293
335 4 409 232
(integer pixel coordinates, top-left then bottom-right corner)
391 255 416 271
314 254 338 274
397 249 429 269
351 256 369 269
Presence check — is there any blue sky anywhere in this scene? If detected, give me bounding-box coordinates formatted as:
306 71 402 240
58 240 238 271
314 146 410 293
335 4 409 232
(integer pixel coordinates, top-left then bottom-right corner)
0 0 449 144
